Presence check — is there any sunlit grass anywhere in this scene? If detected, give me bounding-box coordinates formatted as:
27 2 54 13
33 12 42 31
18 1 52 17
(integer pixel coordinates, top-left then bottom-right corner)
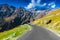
0 24 31 40
31 8 60 36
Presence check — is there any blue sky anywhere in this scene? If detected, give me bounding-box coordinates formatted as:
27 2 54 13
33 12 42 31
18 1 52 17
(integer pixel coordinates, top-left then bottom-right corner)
0 0 30 7
0 0 60 10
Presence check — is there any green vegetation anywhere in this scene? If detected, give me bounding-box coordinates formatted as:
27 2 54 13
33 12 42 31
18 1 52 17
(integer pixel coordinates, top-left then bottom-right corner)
0 24 31 40
32 8 60 36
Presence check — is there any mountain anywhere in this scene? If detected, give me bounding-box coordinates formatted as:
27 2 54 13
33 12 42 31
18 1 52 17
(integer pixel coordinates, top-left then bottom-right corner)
0 4 52 32
30 9 52 19
0 4 33 32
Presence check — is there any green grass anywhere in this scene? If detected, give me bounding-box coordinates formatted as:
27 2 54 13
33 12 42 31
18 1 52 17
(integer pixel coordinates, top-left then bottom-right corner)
0 24 31 40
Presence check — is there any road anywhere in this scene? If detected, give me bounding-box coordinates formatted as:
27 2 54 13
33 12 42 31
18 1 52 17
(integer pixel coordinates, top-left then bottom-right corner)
17 25 60 40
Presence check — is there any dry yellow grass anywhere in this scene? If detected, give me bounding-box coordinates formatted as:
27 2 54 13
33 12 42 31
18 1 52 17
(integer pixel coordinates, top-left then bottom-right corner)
32 8 60 36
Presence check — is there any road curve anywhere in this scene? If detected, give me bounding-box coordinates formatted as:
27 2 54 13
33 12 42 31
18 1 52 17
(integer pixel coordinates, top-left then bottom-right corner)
17 25 60 40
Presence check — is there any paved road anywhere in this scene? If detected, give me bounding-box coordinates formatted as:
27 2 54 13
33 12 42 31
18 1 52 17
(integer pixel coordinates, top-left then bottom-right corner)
17 25 60 40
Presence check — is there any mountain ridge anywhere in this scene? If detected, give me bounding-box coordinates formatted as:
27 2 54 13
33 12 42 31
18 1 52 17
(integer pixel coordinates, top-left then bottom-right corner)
0 4 33 32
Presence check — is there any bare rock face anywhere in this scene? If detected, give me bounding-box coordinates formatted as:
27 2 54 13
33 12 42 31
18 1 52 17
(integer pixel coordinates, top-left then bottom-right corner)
0 4 33 32
31 10 50 19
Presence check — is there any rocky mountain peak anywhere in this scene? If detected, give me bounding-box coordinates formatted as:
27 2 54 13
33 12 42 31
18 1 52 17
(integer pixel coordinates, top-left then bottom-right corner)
0 4 33 32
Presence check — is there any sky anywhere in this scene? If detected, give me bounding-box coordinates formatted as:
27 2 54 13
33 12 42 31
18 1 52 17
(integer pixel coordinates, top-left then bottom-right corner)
0 0 60 10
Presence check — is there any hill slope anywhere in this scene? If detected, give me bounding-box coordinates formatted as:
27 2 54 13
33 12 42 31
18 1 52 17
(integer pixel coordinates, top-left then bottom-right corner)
0 24 31 40
32 8 60 36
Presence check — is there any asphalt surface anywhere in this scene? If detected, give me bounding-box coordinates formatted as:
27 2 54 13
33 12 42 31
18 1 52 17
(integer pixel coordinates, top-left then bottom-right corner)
17 25 60 40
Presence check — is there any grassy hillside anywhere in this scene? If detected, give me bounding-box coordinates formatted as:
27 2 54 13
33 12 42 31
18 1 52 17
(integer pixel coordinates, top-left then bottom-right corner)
0 24 31 40
32 8 60 36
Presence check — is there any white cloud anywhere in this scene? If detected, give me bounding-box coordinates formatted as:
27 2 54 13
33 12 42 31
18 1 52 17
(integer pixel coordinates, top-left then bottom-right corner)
51 4 56 8
25 0 35 9
25 3 35 9
31 0 35 3
40 3 46 6
25 0 56 9
25 0 46 9
48 2 56 8
37 0 41 4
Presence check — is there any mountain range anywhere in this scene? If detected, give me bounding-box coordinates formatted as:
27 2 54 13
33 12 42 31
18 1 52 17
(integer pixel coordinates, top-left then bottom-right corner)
0 4 51 32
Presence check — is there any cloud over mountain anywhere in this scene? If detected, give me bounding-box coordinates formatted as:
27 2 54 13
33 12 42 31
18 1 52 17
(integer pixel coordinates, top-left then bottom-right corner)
25 0 56 10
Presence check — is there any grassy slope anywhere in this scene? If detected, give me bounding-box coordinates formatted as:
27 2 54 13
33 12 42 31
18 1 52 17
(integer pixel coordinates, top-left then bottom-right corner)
0 24 31 40
32 8 60 36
